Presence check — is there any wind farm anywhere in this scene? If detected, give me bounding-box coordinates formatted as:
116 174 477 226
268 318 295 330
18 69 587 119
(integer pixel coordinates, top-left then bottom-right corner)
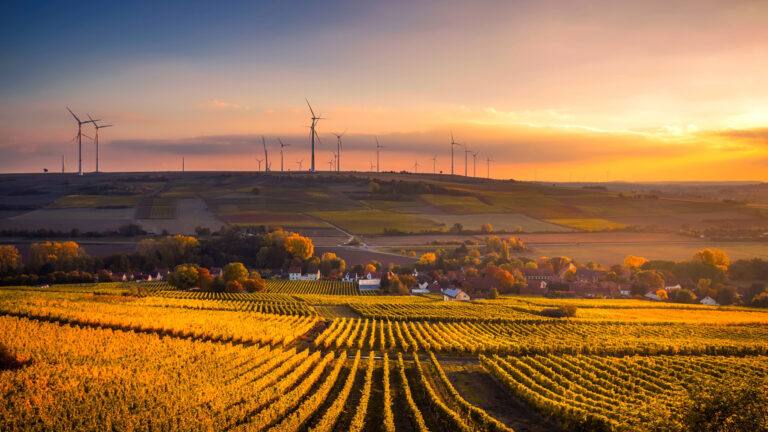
2 2 768 432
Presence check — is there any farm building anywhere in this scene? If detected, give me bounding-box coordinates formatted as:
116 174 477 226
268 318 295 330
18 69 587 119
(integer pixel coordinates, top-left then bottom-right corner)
443 288 470 301
521 280 548 295
358 271 382 291
521 267 555 281
700 296 720 306
288 267 321 281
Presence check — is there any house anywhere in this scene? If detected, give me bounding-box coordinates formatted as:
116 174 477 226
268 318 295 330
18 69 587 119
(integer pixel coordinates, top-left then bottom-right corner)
664 284 682 292
427 281 443 294
410 281 430 294
574 268 604 283
112 272 128 282
557 263 578 279
644 292 661 301
210 267 223 278
358 271 382 291
521 267 555 281
342 272 359 282
153 269 169 281
521 280 548 295
289 267 321 281
700 296 719 306
443 288 470 301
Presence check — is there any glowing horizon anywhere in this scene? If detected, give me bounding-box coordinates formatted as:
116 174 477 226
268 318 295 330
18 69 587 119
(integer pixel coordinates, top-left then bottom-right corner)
1 0 767 181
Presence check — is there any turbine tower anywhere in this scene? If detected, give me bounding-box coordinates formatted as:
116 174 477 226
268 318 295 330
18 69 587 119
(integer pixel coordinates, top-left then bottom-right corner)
450 131 460 176
486 156 492 179
67 107 98 176
89 115 113 173
463 144 471 176
471 151 478 177
262 136 270 172
278 138 290 172
61 154 65 173
306 99 323 172
375 137 384 173
414 160 419 174
296 160 303 170
256 158 263 171
432 155 437 174
370 161 375 171
328 157 334 171
332 130 345 172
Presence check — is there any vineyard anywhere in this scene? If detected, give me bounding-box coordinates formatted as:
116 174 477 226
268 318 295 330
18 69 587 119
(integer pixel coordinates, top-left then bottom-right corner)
1 283 767 431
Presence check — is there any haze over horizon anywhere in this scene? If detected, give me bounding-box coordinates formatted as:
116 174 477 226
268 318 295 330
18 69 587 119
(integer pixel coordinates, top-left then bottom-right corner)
1 0 767 181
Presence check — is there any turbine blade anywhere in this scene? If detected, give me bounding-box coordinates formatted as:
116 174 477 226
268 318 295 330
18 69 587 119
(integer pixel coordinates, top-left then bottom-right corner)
305 98 315 117
67 107 80 123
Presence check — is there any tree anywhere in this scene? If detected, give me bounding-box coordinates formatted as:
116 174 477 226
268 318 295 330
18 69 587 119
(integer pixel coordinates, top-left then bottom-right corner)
450 223 463 234
97 269 113 282
692 248 730 270
418 253 436 267
481 223 493 234
494 269 526 294
656 289 669 301
624 255 649 268
319 252 346 276
284 234 314 260
226 280 243 293
197 267 213 291
242 277 266 293
548 256 572 274
0 245 22 275
488 287 499 299
29 241 85 272
671 288 697 304
168 264 200 289
223 262 249 283
716 285 739 306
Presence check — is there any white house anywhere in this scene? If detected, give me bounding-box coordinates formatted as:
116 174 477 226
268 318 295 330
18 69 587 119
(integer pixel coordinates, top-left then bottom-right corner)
700 296 720 306
644 292 661 301
342 272 359 282
358 271 381 291
410 281 430 294
289 267 321 281
443 288 470 301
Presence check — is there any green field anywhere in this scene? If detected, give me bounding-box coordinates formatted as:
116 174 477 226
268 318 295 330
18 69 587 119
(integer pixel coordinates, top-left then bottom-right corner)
309 209 445 234
546 218 627 231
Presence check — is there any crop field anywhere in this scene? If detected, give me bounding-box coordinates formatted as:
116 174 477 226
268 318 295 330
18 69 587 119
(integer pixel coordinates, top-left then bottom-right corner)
48 194 142 208
2 283 768 431
545 218 627 231
264 280 363 296
308 209 444 235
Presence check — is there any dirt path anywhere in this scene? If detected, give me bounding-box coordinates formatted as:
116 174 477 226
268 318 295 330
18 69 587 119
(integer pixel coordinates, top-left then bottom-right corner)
442 361 563 432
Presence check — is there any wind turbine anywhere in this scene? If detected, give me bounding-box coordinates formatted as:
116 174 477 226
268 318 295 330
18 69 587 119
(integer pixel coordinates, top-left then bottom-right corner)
256 158 263 171
328 157 334 171
262 136 270 172
463 144 471 176
471 151 478 177
370 161 375 171
414 160 420 174
296 160 303 170
375 137 384 173
486 156 492 179
306 99 323 172
278 138 290 172
450 131 460 176
332 130 346 172
67 107 98 176
61 154 65 173
89 115 113 173
432 155 437 174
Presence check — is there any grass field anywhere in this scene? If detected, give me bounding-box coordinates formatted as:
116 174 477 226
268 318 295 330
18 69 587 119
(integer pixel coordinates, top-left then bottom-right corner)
546 218 627 231
309 209 445 235
425 212 572 232
48 194 142 208
1 284 767 431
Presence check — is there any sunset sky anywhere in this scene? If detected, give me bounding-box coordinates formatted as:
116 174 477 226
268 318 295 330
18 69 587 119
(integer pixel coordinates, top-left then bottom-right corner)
1 0 767 181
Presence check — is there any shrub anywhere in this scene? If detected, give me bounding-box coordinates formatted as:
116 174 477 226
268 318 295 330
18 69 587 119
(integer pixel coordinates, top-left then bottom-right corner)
540 305 577 318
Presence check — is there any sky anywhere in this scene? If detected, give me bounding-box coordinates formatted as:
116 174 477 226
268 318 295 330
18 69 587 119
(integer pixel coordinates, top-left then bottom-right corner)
1 0 767 181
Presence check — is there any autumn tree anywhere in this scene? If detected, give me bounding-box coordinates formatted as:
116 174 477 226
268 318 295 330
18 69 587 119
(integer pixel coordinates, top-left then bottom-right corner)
692 248 730 270
226 280 243 293
29 241 86 272
318 252 346 276
168 264 200 289
284 234 314 261
197 267 213 291
0 245 22 275
223 262 249 283
624 255 649 268
494 269 526 294
242 273 266 292
481 223 493 234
